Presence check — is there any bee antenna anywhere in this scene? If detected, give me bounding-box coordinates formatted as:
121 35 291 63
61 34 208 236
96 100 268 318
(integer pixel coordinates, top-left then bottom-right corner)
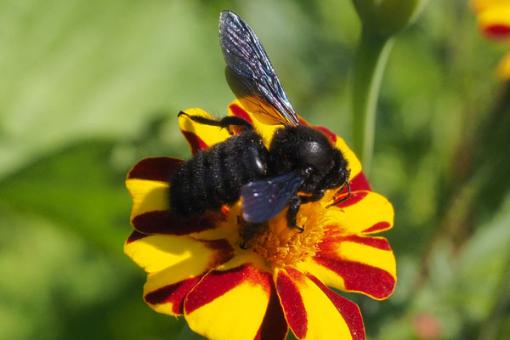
327 179 351 208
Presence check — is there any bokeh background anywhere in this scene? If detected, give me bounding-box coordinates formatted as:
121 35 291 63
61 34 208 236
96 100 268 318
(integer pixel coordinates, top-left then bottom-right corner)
1 0 509 339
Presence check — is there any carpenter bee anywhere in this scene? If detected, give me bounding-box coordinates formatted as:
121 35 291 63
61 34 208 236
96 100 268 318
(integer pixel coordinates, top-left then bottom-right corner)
170 11 350 237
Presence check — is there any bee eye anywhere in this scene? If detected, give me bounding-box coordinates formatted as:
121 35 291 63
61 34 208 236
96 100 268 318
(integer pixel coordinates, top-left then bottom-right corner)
327 167 346 187
339 168 347 180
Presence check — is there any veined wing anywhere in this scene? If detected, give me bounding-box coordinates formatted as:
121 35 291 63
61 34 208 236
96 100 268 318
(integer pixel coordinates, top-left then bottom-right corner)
219 10 300 127
241 172 304 224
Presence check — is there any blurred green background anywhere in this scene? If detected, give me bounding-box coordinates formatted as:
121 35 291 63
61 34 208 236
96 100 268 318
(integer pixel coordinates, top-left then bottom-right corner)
1 0 509 339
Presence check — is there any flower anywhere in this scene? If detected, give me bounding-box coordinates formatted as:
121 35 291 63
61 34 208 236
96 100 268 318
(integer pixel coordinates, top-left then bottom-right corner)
473 0 510 78
124 101 396 340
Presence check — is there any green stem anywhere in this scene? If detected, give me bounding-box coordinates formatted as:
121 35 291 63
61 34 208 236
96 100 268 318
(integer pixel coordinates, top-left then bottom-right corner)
352 29 394 173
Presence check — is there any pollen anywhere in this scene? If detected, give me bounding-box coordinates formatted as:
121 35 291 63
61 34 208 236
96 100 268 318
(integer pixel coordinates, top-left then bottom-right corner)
248 201 327 268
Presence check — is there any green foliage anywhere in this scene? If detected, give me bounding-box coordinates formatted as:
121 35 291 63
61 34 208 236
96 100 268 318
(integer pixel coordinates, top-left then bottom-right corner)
0 0 509 339
353 0 428 37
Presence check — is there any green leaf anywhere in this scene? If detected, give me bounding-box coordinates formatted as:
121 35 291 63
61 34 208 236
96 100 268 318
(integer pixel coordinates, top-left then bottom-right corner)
0 140 128 252
0 0 229 179
0 207 183 340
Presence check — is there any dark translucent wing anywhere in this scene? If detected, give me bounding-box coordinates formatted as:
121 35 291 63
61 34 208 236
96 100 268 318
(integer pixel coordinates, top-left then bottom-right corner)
219 10 300 127
241 172 304 224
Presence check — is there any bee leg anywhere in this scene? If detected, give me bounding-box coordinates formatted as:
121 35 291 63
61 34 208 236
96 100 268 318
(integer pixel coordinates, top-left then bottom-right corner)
327 180 352 207
287 190 325 232
178 111 253 130
238 217 266 249
301 190 325 203
240 240 249 250
287 196 304 232
238 216 249 249
337 180 352 204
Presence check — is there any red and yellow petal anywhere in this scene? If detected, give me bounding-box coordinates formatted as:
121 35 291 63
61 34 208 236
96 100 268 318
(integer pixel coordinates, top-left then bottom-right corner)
255 285 288 340
126 157 182 220
144 276 202 316
324 191 394 234
179 108 232 153
124 232 233 275
125 232 233 315
297 228 396 300
479 8 510 39
275 268 365 340
473 0 510 39
184 264 287 340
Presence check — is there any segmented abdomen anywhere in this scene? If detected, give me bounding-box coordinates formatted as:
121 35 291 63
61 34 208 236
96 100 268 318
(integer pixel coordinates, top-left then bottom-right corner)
169 131 267 216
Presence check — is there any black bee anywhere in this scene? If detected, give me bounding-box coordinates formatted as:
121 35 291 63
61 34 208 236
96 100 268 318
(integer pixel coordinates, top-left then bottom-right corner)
169 10 350 235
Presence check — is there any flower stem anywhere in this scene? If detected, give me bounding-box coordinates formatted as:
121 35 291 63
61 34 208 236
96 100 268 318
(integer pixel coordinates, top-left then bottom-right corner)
352 29 394 173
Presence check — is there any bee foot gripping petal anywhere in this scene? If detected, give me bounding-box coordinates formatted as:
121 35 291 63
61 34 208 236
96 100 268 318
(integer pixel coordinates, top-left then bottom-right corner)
324 191 394 235
179 108 232 153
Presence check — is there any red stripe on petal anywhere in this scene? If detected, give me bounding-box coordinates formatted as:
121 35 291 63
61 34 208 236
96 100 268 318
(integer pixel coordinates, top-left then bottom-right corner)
255 282 288 340
341 235 391 251
364 221 391 233
132 210 222 235
335 191 369 208
275 270 307 338
185 265 271 314
285 266 306 281
229 103 253 124
318 230 391 252
331 174 371 208
484 24 510 39
126 231 148 244
315 126 337 143
128 157 183 181
182 131 208 154
145 276 201 315
202 239 235 268
320 226 342 244
350 172 371 191
307 275 365 340
314 258 395 299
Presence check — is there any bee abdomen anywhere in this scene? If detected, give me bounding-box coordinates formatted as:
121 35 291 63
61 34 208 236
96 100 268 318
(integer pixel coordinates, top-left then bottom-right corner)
170 131 267 216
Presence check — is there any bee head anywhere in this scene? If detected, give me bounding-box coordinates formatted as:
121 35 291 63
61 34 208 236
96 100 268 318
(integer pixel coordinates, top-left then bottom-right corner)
269 126 349 191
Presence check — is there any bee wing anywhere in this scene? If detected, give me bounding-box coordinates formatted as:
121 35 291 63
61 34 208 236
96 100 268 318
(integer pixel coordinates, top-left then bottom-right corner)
241 172 304 224
219 10 300 127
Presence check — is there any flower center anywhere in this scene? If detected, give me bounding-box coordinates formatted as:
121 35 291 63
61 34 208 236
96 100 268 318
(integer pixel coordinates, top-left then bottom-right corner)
244 201 326 268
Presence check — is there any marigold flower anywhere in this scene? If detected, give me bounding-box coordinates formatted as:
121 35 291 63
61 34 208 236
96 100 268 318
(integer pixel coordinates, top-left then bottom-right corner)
473 0 510 78
124 101 396 340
